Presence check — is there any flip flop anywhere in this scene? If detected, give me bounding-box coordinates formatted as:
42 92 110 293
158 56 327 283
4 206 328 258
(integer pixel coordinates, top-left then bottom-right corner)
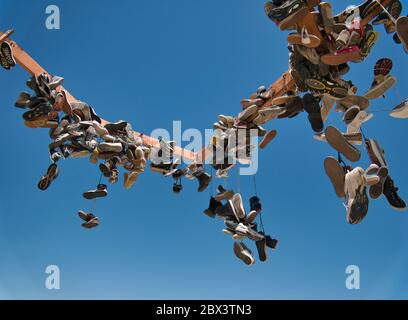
325 126 361 162
324 157 346 198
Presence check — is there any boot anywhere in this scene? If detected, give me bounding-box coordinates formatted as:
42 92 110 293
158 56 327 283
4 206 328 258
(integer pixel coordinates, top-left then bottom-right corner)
194 170 212 192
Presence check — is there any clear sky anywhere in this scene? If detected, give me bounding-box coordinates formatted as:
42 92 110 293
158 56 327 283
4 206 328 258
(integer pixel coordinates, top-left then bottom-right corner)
0 0 407 300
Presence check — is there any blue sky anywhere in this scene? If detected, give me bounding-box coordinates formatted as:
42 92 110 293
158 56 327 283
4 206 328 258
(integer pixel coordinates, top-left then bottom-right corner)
0 0 407 300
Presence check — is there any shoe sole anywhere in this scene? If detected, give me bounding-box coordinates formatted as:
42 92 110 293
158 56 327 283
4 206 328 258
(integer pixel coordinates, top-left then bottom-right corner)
233 242 254 266
325 126 361 162
83 190 107 200
321 50 362 66
364 76 396 100
360 31 380 57
304 78 348 99
259 129 277 149
0 42 16 66
348 188 369 225
390 101 408 119
287 33 321 48
337 95 370 110
279 6 309 30
255 239 268 262
324 157 346 198
396 16 408 53
319 2 334 33
369 167 389 199
365 139 388 168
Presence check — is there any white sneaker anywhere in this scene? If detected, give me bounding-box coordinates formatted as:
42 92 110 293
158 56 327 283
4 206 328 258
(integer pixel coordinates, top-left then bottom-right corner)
347 110 373 134
344 167 369 225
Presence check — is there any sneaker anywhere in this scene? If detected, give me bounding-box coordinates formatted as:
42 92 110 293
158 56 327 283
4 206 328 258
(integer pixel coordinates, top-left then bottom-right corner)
0 42 16 67
233 242 255 266
37 163 60 191
305 77 349 99
277 96 304 119
303 93 323 133
337 95 370 111
238 104 258 121
344 167 369 225
374 58 393 77
265 236 279 250
249 196 262 212
347 110 373 134
325 126 361 162
319 2 335 33
22 102 52 122
241 98 264 109
215 185 234 201
238 223 264 241
342 105 361 125
194 170 212 192
365 139 388 168
396 16 408 53
229 194 246 221
82 217 100 229
315 132 363 145
324 157 346 198
259 129 278 149
83 184 108 200
269 0 309 31
255 236 268 262
383 176 406 211
98 142 123 153
360 29 380 58
390 99 408 119
0 50 10 70
367 165 389 199
14 92 31 109
78 210 95 222
364 75 397 100
204 197 223 218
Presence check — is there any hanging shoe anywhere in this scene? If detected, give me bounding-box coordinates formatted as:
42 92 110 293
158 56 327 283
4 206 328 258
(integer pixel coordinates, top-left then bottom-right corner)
278 96 304 119
319 1 335 33
259 129 277 149
325 126 361 162
303 93 323 133
336 95 370 111
249 196 262 212
383 176 406 211
235 223 264 241
347 110 373 134
324 157 346 198
22 102 52 121
229 194 246 221
193 170 212 192
396 16 408 53
269 0 309 31
366 164 389 200
365 139 388 168
304 77 349 99
215 185 234 201
37 163 60 191
0 50 10 70
83 184 108 200
203 197 223 218
390 99 408 119
360 29 380 58
363 75 397 100
255 235 268 262
14 92 31 109
82 217 100 229
0 41 16 68
233 242 255 266
344 167 369 225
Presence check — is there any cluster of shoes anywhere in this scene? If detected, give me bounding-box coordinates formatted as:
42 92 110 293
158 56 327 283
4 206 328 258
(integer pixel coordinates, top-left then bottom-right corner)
204 187 278 266
250 0 408 136
13 72 154 229
0 41 16 70
322 122 406 224
150 139 212 193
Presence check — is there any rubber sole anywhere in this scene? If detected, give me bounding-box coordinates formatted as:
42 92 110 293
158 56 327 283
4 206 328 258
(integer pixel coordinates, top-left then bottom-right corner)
324 157 346 198
305 78 348 99
23 103 51 121
396 16 408 53
364 76 396 100
287 32 321 48
259 129 277 149
321 50 362 66
325 126 361 162
369 167 389 199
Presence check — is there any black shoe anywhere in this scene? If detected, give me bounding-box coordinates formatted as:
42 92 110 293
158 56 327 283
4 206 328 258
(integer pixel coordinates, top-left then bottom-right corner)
269 0 308 30
194 171 212 192
249 196 262 212
83 184 108 200
203 197 222 218
305 77 349 99
173 182 183 194
278 96 304 119
104 121 128 134
265 236 279 250
303 93 323 133
383 176 406 211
